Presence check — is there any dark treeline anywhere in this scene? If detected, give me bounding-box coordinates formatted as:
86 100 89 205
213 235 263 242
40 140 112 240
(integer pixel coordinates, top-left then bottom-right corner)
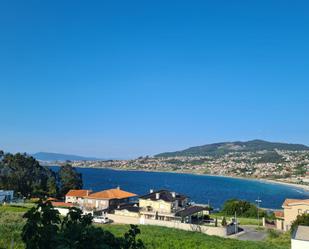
0 151 82 198
22 201 145 249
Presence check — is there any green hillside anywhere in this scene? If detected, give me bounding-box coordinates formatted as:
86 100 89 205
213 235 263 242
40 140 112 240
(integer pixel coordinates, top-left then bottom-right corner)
155 139 309 157
0 205 290 249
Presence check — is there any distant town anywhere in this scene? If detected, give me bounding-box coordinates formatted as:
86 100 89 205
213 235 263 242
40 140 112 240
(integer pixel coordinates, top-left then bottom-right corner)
44 149 309 187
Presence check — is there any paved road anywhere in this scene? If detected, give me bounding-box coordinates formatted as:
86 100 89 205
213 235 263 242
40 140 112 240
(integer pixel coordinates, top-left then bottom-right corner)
236 226 268 241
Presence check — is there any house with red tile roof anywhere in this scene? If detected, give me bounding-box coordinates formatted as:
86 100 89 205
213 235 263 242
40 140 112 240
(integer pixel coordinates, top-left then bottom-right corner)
83 187 137 211
269 198 309 231
65 189 92 206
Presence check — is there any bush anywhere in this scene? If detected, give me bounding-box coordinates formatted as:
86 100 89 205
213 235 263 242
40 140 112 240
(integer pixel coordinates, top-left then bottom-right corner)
22 201 145 249
222 199 265 218
290 213 309 234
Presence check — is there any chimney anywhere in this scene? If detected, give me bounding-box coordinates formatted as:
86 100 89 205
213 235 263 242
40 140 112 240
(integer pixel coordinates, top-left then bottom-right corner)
155 193 160 200
150 189 154 193
117 186 120 190
171 192 176 198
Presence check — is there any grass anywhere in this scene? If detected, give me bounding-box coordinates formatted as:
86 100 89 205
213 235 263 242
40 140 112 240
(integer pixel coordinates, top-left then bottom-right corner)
210 212 262 226
100 224 290 249
0 204 31 213
0 206 290 249
0 209 25 249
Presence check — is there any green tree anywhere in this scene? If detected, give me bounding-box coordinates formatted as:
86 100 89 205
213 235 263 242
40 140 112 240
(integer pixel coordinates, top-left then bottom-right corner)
222 199 265 218
290 213 309 234
47 173 58 197
58 164 83 196
221 217 227 227
22 201 145 249
0 152 56 198
22 201 60 249
122 225 145 249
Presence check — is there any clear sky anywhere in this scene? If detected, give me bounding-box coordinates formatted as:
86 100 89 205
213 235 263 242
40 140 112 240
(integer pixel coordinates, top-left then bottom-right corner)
1 1 308 158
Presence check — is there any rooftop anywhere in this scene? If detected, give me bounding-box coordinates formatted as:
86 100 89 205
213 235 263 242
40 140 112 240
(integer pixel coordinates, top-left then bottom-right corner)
176 205 206 217
87 188 137 200
139 189 187 202
274 210 284 219
282 198 309 207
292 225 309 241
66 189 92 197
51 201 74 208
116 203 140 213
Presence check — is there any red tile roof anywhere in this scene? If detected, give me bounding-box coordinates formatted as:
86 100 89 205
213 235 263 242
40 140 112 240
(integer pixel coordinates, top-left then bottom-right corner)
87 188 137 200
65 189 92 197
274 210 284 218
51 201 74 208
282 198 309 207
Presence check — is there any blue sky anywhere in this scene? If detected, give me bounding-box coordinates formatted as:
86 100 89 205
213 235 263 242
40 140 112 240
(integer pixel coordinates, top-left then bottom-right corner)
1 1 308 158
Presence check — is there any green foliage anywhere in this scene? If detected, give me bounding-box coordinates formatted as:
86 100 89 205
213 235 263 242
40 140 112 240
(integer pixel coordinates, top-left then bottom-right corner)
221 217 227 226
0 209 25 249
0 208 290 249
0 153 56 198
290 213 309 234
0 152 82 198
122 225 145 249
58 164 83 196
222 199 266 218
266 230 290 249
103 224 289 249
155 139 309 157
294 164 307 176
21 201 144 249
255 152 284 164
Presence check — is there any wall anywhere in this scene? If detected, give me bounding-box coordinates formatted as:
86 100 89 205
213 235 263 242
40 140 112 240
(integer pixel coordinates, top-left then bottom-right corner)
54 207 70 216
284 204 309 231
114 209 139 217
291 239 309 249
107 214 235 237
139 199 172 213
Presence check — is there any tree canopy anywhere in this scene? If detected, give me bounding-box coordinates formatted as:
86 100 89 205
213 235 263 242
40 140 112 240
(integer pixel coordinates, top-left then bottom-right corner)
0 152 82 198
222 199 266 218
58 164 83 196
0 153 56 197
22 201 145 249
290 213 309 234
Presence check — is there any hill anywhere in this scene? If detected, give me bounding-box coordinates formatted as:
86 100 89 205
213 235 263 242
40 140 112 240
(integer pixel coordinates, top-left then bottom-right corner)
32 152 100 161
155 139 309 157
0 205 290 249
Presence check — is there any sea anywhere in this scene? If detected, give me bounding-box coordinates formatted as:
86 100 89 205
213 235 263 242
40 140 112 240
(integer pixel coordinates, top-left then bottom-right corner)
50 166 309 209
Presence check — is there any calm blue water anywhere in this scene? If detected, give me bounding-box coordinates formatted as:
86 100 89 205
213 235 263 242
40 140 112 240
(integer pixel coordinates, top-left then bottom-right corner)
50 166 309 209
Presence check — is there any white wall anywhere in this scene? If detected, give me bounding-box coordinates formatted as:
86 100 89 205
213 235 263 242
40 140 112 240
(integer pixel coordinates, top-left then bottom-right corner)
291 239 309 249
54 207 70 216
106 214 236 237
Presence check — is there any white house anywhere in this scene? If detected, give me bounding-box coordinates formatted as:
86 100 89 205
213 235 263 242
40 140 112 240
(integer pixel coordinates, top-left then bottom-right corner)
291 225 309 249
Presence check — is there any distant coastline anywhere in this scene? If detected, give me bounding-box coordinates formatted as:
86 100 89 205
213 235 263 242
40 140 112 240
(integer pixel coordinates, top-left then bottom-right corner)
48 164 309 193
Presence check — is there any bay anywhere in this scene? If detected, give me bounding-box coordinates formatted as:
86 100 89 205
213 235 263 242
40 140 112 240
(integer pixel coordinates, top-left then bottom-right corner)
50 166 309 209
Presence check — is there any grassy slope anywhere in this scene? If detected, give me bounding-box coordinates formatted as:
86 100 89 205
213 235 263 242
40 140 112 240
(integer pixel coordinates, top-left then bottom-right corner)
0 205 290 249
101 224 290 249
210 212 262 226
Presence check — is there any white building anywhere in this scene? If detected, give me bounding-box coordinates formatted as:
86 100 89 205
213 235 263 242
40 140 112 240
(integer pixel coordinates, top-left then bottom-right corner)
291 225 309 249
0 190 14 203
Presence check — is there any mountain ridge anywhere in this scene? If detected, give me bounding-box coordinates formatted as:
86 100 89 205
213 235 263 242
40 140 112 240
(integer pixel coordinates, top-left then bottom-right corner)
155 139 309 157
32 152 101 161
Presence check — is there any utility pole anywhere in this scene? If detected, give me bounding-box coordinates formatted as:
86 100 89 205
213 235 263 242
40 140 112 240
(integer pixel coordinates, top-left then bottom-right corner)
255 197 262 226
234 211 237 234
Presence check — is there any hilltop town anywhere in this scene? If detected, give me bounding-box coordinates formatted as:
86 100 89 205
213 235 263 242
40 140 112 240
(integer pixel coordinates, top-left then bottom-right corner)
64 149 309 186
